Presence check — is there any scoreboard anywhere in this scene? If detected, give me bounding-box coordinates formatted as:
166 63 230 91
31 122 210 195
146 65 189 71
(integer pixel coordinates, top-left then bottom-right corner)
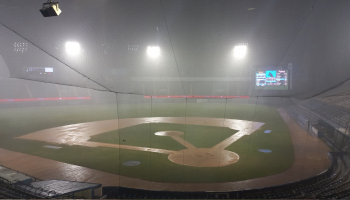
255 70 288 90
25 67 54 75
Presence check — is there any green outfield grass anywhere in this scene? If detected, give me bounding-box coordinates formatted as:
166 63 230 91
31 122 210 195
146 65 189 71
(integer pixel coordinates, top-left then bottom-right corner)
0 102 294 183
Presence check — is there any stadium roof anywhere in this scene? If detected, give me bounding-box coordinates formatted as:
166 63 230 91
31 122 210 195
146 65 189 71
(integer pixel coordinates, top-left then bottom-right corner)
0 0 349 98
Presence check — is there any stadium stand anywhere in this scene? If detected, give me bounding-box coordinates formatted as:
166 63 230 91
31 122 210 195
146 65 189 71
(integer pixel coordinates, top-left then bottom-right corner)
297 99 350 130
0 172 101 199
319 95 350 111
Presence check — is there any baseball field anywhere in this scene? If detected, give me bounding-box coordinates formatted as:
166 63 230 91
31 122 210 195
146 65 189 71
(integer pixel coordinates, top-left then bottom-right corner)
0 101 294 183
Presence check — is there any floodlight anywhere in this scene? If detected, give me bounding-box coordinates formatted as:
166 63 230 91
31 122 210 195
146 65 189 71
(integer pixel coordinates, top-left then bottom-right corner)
147 46 160 58
65 42 81 56
233 45 247 59
40 0 61 17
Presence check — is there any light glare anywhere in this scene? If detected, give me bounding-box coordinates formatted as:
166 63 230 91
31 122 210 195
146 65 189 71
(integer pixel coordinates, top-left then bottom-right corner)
65 42 81 56
147 46 160 58
233 45 247 59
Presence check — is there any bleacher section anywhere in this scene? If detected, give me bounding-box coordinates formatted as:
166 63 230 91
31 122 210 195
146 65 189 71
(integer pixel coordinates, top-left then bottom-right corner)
320 95 350 111
0 78 117 108
0 170 101 199
297 99 350 132
288 98 350 152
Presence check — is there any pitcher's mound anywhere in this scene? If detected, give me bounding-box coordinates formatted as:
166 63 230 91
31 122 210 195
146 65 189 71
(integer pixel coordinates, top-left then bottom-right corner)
168 148 239 167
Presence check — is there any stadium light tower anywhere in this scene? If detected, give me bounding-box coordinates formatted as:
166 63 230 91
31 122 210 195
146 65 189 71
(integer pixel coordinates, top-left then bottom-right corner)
233 44 247 59
40 0 61 17
65 42 81 56
147 46 161 58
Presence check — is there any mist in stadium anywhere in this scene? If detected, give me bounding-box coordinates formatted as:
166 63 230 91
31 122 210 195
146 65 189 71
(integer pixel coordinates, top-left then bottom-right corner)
0 0 349 199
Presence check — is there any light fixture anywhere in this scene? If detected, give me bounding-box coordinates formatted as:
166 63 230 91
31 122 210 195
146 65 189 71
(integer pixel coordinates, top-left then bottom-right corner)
233 44 247 59
14 42 28 53
40 0 61 17
65 42 81 56
147 46 160 58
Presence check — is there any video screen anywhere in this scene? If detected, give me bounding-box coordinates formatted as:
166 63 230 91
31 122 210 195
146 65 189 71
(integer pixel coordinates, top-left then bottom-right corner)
255 70 288 90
